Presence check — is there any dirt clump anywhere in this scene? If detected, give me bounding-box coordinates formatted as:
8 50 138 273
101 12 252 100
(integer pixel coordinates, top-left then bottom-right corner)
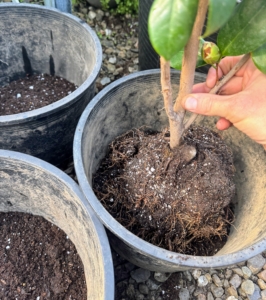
93 126 235 255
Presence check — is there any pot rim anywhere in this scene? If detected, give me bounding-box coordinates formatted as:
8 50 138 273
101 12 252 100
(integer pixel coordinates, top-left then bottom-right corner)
74 69 266 270
0 3 102 126
0 149 114 299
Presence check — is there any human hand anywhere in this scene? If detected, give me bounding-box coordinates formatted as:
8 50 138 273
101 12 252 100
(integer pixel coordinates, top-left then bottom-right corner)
182 55 266 149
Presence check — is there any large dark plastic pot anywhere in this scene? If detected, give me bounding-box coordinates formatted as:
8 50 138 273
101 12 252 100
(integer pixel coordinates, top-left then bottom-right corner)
74 69 266 273
0 4 102 167
0 150 114 300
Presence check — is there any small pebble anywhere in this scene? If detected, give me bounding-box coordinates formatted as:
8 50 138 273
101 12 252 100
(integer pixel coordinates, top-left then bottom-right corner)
241 279 255 295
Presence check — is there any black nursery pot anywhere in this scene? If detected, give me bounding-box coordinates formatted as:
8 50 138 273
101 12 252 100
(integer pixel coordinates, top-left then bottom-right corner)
0 150 114 299
0 4 102 167
74 69 266 273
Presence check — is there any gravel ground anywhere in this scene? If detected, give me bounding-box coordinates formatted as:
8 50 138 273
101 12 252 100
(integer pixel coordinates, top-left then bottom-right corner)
71 4 266 300
73 2 139 91
1 1 266 299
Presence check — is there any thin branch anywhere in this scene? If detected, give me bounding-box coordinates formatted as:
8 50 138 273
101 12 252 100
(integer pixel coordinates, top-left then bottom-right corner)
173 0 209 115
160 57 174 119
210 53 250 94
160 56 184 149
184 53 250 130
169 0 209 149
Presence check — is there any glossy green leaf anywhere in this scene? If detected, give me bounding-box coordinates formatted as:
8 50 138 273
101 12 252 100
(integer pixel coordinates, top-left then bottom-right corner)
203 0 237 38
252 43 266 74
148 0 198 61
170 38 206 70
218 0 266 56
169 50 184 70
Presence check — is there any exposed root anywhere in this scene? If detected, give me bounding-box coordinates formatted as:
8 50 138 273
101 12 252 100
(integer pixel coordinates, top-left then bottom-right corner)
93 126 235 256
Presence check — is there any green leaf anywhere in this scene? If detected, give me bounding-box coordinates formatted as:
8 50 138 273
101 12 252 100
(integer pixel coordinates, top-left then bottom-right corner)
170 38 206 70
148 0 198 61
218 0 266 56
252 43 266 74
169 50 184 70
203 0 237 38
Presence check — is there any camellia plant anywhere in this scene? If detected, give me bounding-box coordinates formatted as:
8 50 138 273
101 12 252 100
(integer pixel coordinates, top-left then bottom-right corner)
148 0 266 149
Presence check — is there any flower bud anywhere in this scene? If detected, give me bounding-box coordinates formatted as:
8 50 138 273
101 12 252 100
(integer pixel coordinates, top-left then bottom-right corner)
201 41 221 65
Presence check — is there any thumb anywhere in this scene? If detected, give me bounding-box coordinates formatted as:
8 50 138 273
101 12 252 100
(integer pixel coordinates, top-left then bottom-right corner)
182 93 234 118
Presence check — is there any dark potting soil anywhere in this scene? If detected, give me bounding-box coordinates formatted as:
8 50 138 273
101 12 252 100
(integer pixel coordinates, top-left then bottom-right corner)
0 212 86 300
93 126 236 256
0 74 77 115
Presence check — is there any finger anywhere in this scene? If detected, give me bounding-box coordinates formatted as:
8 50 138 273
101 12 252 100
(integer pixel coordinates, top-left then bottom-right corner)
216 117 232 130
205 56 245 89
193 76 243 97
217 76 244 95
206 66 224 88
182 93 235 119
193 66 224 93
217 55 247 77
192 82 211 93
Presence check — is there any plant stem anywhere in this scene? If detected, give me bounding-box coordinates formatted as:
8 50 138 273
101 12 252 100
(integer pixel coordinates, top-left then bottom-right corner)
210 53 250 94
184 53 250 129
160 57 185 148
169 0 209 149
160 57 174 119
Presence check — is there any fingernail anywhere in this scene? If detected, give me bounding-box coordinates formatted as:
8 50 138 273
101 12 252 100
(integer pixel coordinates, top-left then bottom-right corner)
185 97 197 110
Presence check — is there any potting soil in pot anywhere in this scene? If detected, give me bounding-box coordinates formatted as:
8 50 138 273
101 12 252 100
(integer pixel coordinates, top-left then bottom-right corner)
93 126 236 256
0 212 86 299
0 74 77 115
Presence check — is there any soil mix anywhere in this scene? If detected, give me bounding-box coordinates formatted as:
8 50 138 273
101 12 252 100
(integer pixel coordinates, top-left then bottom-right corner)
0 211 86 300
0 74 77 116
93 126 236 256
